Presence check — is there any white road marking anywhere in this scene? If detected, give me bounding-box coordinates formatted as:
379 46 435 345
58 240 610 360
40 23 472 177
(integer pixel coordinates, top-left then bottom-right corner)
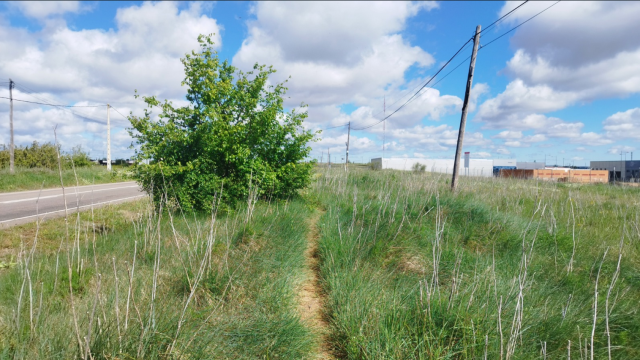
0 181 138 197
0 195 148 224
0 185 140 204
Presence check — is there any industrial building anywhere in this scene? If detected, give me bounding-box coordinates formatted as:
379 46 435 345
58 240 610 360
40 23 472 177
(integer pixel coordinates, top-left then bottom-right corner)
370 158 494 177
590 160 640 182
493 159 516 176
516 162 546 170
500 168 608 183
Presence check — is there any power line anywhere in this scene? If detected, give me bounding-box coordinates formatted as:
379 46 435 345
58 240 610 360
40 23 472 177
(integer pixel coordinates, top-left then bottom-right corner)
11 82 109 124
349 0 558 133
321 123 350 131
480 1 561 50
351 37 474 131
0 96 105 107
481 0 529 34
340 2 532 132
110 106 129 119
367 40 474 119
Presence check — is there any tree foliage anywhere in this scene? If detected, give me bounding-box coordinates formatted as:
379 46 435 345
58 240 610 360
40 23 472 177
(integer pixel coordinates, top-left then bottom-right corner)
0 142 92 170
128 35 316 211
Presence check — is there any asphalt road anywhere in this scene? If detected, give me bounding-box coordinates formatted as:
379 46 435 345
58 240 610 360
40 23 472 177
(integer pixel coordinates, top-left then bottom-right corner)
0 181 146 228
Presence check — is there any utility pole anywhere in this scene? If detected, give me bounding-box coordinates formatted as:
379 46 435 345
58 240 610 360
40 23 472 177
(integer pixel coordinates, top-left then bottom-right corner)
345 121 351 172
9 79 14 174
328 148 331 169
451 25 481 191
107 104 111 171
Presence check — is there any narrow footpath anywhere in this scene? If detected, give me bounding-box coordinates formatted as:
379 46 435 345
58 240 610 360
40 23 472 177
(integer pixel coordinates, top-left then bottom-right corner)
298 210 334 359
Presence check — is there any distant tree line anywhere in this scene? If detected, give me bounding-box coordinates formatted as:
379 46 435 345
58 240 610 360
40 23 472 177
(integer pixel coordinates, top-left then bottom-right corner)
0 142 92 170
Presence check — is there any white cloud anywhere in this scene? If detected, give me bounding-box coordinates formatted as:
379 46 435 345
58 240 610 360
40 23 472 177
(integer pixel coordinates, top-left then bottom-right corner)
475 80 577 129
493 130 522 139
496 147 510 155
0 2 221 157
504 141 526 148
607 145 635 155
475 2 640 145
10 1 86 19
245 2 437 66
233 2 443 129
603 107 640 139
471 151 491 159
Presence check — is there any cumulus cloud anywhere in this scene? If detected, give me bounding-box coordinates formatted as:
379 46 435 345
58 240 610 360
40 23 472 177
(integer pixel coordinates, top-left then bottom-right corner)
0 2 220 157
607 145 635 155
475 80 577 128
603 107 640 139
233 2 452 128
475 1 640 146
9 1 86 19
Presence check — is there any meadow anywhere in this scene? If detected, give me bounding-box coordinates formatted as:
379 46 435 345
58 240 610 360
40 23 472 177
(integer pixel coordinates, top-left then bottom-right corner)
0 166 638 359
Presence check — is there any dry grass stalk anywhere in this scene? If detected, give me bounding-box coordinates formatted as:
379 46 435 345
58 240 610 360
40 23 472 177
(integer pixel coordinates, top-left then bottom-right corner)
606 236 623 360
591 248 609 360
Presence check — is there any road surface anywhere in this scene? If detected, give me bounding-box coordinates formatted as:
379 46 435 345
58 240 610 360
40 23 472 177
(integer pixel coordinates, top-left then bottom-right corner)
0 181 146 228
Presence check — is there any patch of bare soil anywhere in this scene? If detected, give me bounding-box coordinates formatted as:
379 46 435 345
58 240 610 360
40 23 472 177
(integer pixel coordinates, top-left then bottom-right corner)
298 210 334 359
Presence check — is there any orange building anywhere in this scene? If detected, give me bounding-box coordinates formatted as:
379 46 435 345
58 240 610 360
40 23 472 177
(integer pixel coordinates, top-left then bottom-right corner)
500 169 608 183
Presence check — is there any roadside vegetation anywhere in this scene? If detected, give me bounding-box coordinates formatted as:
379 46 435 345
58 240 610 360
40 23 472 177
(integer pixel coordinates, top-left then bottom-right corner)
0 194 318 359
0 141 131 192
0 166 131 193
1 167 639 359
314 168 640 359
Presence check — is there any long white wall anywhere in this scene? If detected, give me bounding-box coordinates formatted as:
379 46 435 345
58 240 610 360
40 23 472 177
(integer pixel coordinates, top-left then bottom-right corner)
371 158 494 177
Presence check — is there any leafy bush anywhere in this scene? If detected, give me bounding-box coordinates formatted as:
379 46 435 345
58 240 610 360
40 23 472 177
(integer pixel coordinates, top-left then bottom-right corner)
128 35 316 211
0 142 92 170
412 162 426 173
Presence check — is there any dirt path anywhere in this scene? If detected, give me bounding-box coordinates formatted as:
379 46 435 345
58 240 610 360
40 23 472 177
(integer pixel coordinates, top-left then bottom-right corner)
298 210 334 359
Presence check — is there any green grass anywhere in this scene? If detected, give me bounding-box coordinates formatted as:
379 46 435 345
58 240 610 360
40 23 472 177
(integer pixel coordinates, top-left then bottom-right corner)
313 168 640 359
1 166 640 359
0 166 132 193
0 197 318 359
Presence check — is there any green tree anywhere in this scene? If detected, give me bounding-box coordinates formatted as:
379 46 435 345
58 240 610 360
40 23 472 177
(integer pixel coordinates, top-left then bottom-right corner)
128 35 317 211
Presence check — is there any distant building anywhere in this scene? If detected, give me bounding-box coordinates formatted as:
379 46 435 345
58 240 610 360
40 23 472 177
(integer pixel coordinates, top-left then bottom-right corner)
493 159 516 176
500 168 608 183
516 162 546 170
590 160 640 182
370 158 493 177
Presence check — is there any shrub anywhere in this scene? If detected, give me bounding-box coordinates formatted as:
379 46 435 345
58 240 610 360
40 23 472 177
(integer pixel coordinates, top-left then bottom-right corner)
0 142 92 170
128 35 317 211
412 162 426 173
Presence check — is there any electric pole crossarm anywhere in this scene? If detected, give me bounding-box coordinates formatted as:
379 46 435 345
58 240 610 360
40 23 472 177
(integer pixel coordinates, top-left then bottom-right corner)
451 25 481 191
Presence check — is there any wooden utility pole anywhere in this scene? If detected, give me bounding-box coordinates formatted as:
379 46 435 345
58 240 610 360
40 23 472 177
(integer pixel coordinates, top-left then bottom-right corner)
451 25 481 191
107 104 111 171
9 79 14 174
328 148 331 169
345 122 351 171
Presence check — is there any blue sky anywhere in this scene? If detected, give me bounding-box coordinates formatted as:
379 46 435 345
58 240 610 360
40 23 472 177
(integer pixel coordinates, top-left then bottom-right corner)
1 1 639 165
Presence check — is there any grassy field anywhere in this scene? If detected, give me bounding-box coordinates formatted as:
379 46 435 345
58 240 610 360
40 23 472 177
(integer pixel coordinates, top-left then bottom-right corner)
0 166 131 193
1 167 639 359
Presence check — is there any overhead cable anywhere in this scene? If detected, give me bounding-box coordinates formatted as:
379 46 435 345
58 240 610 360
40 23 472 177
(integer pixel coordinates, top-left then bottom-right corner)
351 37 473 131
480 1 561 50
0 96 106 107
481 0 529 34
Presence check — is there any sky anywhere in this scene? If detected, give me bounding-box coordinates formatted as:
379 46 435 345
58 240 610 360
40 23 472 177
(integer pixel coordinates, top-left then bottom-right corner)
0 1 639 166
